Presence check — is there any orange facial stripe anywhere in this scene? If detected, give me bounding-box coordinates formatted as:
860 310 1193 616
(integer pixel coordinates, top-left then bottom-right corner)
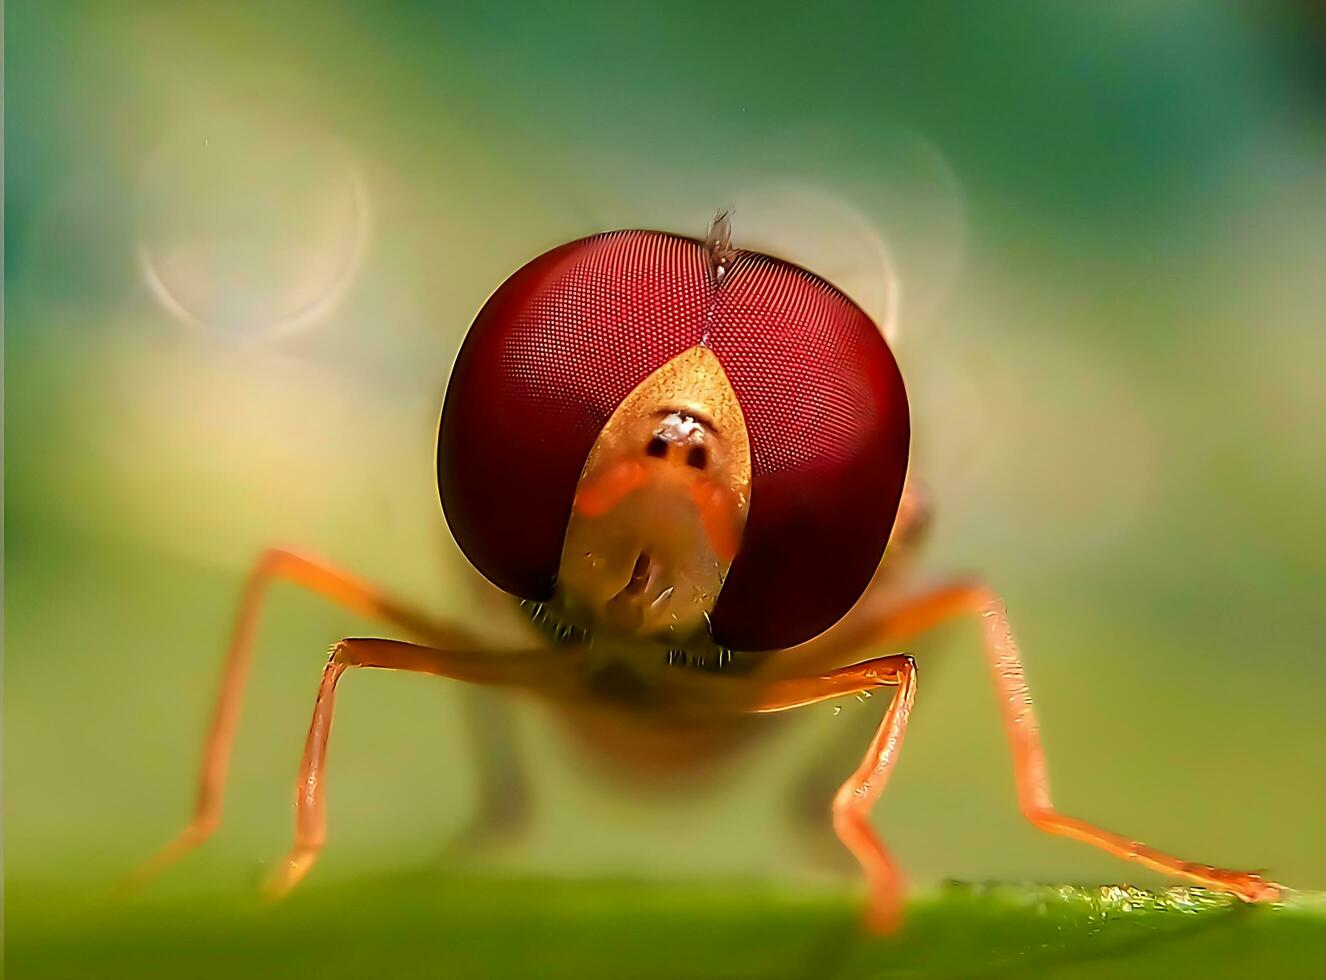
689 479 742 564
571 460 649 517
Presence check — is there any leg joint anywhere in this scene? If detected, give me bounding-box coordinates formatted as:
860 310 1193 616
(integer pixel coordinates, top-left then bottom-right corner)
255 546 298 575
327 640 353 667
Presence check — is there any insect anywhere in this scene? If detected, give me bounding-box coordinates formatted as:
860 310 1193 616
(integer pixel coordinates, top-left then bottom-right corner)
136 215 1280 932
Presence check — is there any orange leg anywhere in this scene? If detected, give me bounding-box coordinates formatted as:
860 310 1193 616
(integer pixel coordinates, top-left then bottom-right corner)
132 548 477 885
265 637 580 898
755 655 918 934
798 581 1282 904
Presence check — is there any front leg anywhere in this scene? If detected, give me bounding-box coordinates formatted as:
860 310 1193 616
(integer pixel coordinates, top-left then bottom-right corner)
757 656 918 934
661 655 919 933
266 638 583 898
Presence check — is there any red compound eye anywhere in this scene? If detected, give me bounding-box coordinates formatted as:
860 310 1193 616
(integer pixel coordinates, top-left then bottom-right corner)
437 230 909 651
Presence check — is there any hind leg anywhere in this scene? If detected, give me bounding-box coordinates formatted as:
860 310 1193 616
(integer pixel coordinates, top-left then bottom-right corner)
445 687 533 857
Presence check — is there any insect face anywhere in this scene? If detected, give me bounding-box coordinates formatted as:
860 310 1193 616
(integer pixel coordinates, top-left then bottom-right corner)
555 345 751 642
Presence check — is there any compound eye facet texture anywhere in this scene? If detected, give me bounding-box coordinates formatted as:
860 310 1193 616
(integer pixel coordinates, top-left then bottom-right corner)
437 230 909 651
704 252 909 650
437 233 708 603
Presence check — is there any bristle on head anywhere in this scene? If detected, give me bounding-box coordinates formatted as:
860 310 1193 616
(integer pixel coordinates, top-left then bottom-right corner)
705 209 736 283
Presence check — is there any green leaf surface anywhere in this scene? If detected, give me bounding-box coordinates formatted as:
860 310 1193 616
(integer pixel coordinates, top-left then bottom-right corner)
8 877 1324 979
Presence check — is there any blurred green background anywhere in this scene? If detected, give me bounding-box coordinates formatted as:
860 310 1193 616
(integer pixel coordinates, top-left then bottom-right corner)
6 1 1326 973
